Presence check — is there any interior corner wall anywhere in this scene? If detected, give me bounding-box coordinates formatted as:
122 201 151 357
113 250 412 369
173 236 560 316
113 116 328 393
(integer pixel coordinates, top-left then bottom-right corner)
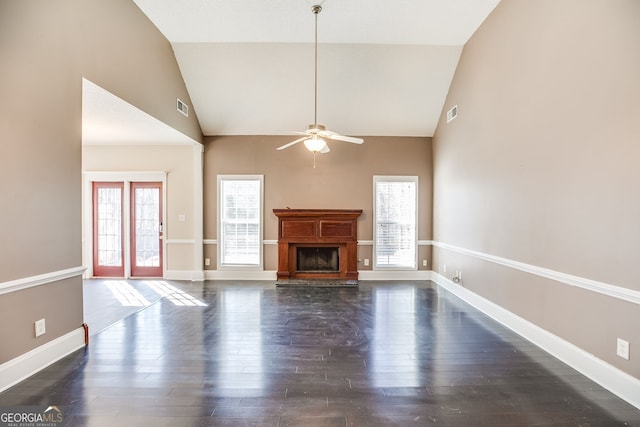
203 136 433 273
0 0 201 366
432 0 640 379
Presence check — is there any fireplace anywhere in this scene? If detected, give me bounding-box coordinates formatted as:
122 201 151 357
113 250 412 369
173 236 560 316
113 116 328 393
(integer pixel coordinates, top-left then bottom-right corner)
296 246 339 273
273 209 362 282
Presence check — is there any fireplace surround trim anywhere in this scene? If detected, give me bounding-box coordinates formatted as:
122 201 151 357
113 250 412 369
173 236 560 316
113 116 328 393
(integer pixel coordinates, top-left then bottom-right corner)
273 209 363 281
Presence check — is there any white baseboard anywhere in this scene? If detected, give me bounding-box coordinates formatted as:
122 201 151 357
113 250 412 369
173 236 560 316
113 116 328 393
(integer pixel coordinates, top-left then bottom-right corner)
358 270 432 281
164 270 206 281
431 272 640 410
0 327 85 393
190 270 205 282
204 270 277 281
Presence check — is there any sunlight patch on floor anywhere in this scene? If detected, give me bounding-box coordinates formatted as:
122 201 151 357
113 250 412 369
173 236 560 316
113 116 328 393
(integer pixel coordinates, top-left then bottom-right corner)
145 280 207 306
105 280 152 307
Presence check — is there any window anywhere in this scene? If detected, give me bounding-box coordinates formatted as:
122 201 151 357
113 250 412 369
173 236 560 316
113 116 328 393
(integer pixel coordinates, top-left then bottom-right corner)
374 176 418 269
218 175 263 268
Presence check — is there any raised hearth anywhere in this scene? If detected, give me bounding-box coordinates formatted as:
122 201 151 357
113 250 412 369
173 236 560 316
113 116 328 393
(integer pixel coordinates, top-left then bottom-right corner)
273 209 362 283
275 279 359 288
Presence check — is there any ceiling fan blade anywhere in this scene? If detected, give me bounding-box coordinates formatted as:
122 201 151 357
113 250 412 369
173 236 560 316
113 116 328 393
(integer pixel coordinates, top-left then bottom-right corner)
320 144 330 154
326 133 364 144
275 130 309 136
276 136 310 150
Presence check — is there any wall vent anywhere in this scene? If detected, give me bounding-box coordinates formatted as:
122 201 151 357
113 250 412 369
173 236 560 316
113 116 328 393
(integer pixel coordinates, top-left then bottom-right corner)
446 105 458 123
177 98 189 117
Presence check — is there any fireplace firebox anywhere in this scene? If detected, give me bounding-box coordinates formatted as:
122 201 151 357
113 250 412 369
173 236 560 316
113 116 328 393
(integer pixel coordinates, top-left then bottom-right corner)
296 246 339 273
273 209 362 281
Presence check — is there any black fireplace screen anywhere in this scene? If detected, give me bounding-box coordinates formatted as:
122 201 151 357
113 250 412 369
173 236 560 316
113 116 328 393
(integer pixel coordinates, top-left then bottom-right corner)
296 247 339 272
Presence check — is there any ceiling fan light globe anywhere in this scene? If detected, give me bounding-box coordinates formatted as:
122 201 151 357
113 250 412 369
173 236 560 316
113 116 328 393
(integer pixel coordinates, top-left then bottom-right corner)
304 138 327 153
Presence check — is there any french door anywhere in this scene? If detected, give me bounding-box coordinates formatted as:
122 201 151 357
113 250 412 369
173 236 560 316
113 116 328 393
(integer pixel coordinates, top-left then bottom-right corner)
92 181 163 278
130 182 163 277
92 182 124 277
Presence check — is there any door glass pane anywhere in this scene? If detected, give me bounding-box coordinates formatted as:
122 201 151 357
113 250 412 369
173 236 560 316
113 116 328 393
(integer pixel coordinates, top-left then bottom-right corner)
97 187 122 267
135 187 160 267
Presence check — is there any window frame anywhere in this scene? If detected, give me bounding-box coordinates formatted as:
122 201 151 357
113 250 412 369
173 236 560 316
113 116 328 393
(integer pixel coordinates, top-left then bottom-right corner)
373 175 418 270
217 175 264 270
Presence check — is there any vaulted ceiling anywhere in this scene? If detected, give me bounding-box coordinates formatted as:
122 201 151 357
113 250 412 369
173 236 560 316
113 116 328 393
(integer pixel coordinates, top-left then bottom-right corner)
84 1 501 144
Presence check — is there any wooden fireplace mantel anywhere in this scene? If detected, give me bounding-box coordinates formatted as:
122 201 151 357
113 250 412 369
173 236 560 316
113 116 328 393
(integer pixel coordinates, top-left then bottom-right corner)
273 209 363 281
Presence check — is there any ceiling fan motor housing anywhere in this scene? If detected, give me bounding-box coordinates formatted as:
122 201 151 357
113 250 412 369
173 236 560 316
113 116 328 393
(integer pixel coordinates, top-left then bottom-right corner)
306 124 326 133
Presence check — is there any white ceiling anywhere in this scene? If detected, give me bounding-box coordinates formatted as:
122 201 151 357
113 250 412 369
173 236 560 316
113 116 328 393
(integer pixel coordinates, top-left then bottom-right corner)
84 0 500 143
82 78 196 146
132 0 499 45
173 43 463 136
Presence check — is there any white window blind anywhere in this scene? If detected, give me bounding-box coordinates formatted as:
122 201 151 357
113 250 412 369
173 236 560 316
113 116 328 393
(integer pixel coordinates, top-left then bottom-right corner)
218 176 263 267
374 176 417 269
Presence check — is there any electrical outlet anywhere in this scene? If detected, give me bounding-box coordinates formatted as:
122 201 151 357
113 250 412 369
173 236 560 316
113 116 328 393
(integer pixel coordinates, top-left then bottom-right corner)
204 258 210 266
452 270 462 284
364 259 370 267
35 319 46 337
422 259 428 267
617 338 630 360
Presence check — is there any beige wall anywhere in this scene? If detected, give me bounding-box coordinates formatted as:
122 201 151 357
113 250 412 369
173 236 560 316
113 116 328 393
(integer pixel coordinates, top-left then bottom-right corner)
433 0 640 378
0 278 83 362
0 0 201 364
204 136 433 271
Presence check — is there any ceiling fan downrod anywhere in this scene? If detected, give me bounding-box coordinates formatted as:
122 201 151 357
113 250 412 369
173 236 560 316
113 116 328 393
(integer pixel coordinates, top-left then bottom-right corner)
312 5 321 129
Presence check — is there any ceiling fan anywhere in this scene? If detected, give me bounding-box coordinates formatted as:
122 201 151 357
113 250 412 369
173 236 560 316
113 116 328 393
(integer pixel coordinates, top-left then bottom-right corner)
276 5 364 165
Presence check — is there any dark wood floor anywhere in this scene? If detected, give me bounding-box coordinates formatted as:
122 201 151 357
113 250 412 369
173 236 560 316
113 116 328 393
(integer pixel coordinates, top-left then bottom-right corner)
2 280 639 426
